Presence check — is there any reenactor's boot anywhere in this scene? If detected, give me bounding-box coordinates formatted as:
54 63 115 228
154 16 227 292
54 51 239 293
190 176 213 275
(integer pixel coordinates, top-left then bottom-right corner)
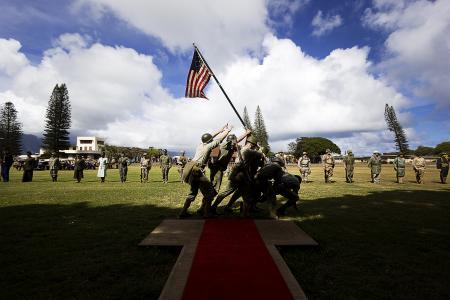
178 200 192 219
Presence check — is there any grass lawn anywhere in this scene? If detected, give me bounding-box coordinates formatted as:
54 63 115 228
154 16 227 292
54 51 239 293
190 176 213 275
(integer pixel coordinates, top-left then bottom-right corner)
1 163 449 299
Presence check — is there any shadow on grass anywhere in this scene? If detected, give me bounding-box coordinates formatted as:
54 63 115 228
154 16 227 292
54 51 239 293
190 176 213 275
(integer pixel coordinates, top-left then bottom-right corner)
0 202 181 300
281 189 450 300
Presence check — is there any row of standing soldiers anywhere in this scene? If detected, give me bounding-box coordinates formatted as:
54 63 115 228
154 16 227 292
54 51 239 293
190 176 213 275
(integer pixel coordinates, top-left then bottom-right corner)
297 150 449 184
178 124 302 219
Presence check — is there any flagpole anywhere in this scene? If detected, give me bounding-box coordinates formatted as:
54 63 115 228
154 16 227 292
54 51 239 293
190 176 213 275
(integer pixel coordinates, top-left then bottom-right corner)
193 43 247 129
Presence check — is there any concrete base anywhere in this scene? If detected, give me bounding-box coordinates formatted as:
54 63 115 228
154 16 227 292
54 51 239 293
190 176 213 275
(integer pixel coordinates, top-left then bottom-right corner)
139 219 318 300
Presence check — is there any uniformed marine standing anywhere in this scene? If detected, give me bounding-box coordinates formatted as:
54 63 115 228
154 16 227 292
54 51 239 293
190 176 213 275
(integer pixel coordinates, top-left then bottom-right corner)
368 151 382 183
412 154 426 184
393 153 406 183
177 151 188 182
140 153 151 183
437 152 449 184
297 152 311 183
49 153 61 182
22 151 35 182
179 124 232 218
118 153 130 183
343 150 355 183
73 155 86 183
160 149 172 184
322 149 335 183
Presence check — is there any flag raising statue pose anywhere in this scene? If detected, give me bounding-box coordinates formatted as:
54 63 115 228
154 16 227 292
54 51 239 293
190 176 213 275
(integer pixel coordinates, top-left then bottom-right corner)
185 50 212 99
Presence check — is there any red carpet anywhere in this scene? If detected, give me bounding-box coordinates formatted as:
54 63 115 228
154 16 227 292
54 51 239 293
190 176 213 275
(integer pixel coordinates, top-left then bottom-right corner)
182 219 293 300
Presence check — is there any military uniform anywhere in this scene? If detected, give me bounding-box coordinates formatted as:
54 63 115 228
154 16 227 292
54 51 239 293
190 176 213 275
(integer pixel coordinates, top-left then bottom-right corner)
73 156 86 183
140 155 151 183
322 150 335 183
437 153 449 184
275 173 301 216
209 139 237 191
22 154 35 182
393 155 406 183
368 152 382 183
118 155 130 183
216 149 264 216
49 155 61 182
179 129 231 218
160 151 172 184
343 151 355 183
297 153 311 183
412 156 426 184
177 152 188 181
1 152 13 182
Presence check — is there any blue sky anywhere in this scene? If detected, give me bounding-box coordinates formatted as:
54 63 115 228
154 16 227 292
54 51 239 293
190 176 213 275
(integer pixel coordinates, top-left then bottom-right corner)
0 0 448 154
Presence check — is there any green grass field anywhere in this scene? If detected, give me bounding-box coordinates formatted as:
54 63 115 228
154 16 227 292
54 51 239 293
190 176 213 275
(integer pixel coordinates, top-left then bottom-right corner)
1 163 449 299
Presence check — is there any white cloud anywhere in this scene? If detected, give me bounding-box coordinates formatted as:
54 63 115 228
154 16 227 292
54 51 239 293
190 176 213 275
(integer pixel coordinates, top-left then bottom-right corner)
72 0 271 70
311 10 343 37
363 0 450 106
0 34 409 155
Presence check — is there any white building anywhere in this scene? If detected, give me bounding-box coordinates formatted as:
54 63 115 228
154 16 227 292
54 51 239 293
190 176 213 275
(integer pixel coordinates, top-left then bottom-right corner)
60 136 106 158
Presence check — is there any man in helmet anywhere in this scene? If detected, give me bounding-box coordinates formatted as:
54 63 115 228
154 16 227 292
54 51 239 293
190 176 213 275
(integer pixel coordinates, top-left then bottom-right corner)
255 157 301 217
368 150 382 183
160 149 172 184
179 124 233 218
322 149 335 183
343 150 355 183
209 129 252 191
211 133 262 215
177 150 188 182
297 151 311 183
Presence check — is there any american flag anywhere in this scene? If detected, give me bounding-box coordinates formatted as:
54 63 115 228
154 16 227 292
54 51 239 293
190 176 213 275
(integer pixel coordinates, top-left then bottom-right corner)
185 50 212 99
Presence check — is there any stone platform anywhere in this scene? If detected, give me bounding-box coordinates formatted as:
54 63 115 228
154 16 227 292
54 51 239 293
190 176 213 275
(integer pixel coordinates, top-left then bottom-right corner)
139 219 318 300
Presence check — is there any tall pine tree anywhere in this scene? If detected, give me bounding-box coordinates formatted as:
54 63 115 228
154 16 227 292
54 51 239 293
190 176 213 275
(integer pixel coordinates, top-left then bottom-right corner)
243 106 253 131
384 103 409 154
0 101 23 155
253 105 269 150
42 84 71 153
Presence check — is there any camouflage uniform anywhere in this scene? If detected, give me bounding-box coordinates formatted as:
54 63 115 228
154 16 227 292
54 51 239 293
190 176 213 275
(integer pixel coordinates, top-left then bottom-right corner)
368 151 382 183
118 155 130 183
322 149 335 183
160 150 172 184
393 154 406 183
343 151 355 183
73 156 86 183
297 153 311 183
140 155 151 183
437 153 449 184
412 155 426 184
49 155 61 182
177 152 188 181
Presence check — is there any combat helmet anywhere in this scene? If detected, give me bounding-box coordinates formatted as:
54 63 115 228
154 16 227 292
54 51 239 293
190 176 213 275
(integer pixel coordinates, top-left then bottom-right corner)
201 133 213 143
162 149 167 155
246 135 258 145
226 134 237 142
271 157 285 168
